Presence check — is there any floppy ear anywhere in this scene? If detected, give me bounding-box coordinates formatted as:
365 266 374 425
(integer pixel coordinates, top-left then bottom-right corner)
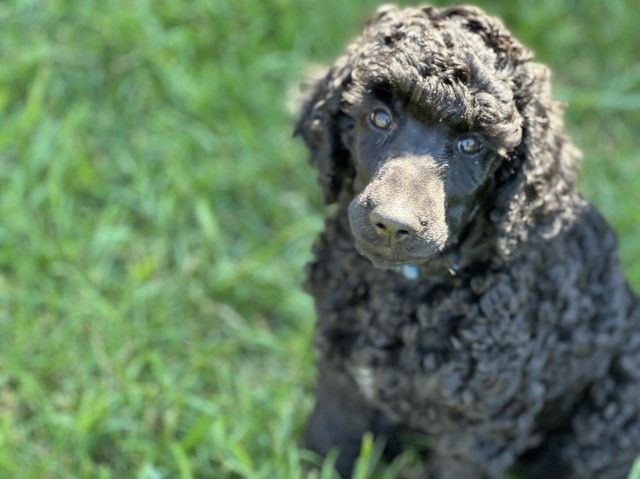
294 57 355 205
294 5 398 205
492 60 581 256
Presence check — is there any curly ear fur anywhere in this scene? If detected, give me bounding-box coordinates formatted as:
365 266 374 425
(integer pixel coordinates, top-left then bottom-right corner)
294 4 401 205
489 46 582 257
294 56 355 205
296 4 582 253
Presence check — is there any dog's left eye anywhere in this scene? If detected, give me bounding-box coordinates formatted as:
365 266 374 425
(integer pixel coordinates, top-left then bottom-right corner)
369 109 393 130
457 137 484 155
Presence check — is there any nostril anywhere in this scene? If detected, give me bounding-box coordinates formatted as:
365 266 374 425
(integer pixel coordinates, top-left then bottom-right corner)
369 209 419 244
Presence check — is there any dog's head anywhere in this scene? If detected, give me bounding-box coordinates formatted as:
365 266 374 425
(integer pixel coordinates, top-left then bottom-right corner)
296 5 579 268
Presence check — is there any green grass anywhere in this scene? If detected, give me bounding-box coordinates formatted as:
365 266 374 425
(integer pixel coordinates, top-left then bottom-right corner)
0 0 638 478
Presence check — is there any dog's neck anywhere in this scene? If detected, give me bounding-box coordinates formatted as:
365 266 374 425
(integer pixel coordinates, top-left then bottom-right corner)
400 205 505 281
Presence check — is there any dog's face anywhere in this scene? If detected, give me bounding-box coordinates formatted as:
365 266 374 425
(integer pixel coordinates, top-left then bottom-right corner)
296 6 566 268
346 94 505 268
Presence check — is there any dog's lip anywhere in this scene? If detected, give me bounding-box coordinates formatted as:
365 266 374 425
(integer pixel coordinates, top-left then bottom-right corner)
354 241 432 268
368 257 429 270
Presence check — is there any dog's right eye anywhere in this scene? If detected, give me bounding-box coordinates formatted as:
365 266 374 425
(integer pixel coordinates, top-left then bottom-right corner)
369 109 393 130
457 137 484 155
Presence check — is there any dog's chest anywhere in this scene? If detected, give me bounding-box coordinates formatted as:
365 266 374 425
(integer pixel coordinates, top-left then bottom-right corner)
318 270 547 426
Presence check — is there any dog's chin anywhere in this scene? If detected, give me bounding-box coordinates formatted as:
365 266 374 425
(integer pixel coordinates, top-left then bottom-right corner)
353 240 436 270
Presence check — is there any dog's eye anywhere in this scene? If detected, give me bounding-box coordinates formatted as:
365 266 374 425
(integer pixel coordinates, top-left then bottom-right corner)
457 137 484 155
369 109 393 130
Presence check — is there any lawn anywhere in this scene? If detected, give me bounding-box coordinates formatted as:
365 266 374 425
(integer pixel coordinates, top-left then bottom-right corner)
0 0 638 478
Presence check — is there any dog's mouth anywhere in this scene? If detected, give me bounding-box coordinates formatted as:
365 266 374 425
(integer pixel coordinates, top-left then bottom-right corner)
348 203 448 270
352 239 439 269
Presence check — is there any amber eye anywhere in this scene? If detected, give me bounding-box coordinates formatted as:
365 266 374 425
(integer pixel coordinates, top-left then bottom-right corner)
457 137 484 155
369 109 393 130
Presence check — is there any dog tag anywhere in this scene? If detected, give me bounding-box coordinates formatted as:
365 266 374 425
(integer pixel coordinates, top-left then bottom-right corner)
401 265 420 280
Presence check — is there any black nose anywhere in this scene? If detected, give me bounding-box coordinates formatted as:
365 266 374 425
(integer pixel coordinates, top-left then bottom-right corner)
369 210 419 244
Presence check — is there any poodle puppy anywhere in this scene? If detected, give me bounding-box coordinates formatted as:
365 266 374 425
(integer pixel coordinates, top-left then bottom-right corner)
295 4 640 479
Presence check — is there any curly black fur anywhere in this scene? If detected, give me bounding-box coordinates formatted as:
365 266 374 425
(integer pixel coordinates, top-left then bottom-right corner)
295 5 640 479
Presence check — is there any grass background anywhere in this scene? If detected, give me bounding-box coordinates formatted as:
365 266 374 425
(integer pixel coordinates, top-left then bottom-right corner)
0 0 638 477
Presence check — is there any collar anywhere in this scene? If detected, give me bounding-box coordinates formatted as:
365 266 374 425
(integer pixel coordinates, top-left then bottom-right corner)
398 263 460 281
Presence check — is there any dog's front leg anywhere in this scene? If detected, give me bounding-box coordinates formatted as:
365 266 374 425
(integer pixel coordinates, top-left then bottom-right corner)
421 427 524 479
303 359 401 478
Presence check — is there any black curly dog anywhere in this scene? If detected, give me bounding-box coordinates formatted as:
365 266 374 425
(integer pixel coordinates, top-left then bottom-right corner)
295 5 640 479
